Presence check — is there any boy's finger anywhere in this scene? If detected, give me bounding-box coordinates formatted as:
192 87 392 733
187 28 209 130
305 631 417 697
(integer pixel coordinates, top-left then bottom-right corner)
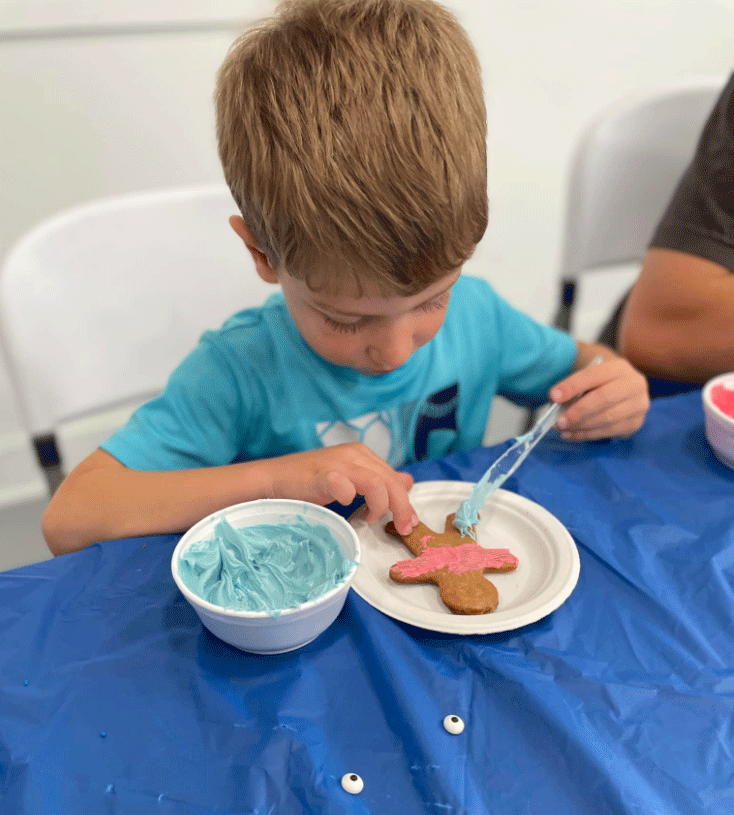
354 459 417 532
561 400 648 438
384 475 419 536
326 453 418 533
323 471 358 507
561 417 642 441
550 354 614 406
556 385 621 428
358 477 391 525
550 364 611 405
323 470 414 534
563 398 642 432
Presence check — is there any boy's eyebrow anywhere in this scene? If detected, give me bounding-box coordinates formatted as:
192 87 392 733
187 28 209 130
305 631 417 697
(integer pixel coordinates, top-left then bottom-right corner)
311 279 456 318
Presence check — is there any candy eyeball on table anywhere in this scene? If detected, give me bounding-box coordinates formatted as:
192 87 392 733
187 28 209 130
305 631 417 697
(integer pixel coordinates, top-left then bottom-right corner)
341 773 364 794
443 714 465 734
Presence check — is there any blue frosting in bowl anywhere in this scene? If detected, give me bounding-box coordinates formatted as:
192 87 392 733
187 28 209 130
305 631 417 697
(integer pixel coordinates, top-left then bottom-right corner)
178 516 355 616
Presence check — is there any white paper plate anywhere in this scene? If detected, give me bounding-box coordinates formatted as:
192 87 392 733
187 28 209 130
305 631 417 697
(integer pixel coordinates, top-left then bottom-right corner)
350 481 579 634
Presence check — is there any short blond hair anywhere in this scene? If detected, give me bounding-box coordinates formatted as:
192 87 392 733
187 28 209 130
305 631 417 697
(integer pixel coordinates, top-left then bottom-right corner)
215 0 487 294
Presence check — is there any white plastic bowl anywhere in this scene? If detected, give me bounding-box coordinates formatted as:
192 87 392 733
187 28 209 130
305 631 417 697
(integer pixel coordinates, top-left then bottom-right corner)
702 373 734 470
171 499 360 654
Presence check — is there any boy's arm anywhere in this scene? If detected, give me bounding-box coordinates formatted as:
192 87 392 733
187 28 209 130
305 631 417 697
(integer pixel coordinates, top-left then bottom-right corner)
545 340 650 441
42 445 417 556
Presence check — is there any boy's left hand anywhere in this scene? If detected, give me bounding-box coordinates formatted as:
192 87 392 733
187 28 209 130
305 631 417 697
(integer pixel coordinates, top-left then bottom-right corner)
548 348 650 441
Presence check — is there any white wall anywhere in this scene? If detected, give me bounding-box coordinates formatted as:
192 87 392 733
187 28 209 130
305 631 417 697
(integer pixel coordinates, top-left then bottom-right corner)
1 0 733 507
0 1 274 504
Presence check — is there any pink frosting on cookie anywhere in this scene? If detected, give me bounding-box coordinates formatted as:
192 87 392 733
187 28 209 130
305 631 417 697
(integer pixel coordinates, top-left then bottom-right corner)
391 544 519 579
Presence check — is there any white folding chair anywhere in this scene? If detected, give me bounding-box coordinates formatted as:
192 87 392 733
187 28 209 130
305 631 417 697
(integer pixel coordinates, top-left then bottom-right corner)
0 184 274 495
520 77 724 431
553 76 724 336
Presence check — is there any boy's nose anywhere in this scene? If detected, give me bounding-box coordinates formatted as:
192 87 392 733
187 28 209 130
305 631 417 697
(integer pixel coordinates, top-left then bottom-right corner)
366 325 415 372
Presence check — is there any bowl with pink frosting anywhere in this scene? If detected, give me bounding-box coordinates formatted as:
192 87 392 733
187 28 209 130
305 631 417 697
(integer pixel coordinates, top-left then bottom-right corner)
703 373 734 470
171 499 360 654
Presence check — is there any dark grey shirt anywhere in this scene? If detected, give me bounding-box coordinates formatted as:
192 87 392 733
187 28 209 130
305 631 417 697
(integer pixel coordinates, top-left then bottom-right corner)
599 72 734 396
651 72 734 271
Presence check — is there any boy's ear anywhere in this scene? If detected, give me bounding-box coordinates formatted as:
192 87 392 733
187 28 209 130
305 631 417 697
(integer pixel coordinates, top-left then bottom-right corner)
229 216 279 283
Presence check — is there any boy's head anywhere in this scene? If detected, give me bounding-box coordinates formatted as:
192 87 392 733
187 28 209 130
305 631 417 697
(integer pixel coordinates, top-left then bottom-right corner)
215 0 487 298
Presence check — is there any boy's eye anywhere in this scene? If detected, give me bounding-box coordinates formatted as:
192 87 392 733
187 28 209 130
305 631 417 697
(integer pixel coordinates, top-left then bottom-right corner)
323 315 363 333
321 290 450 333
417 291 451 312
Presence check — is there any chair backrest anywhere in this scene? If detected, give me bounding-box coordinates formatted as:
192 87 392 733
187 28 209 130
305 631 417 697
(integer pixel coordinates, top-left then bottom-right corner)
561 76 724 277
523 77 726 432
0 184 275 438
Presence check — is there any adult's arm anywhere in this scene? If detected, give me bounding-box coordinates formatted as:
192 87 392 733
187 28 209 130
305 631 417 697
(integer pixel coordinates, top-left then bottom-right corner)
618 247 734 384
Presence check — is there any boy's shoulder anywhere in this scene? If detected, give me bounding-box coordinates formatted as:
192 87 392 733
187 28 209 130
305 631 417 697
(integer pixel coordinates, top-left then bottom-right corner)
449 274 499 317
215 292 286 334
452 274 492 298
192 292 295 372
200 292 289 347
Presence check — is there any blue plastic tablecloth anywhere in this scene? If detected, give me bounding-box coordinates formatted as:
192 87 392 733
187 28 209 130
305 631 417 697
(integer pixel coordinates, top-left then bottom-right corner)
1 390 733 814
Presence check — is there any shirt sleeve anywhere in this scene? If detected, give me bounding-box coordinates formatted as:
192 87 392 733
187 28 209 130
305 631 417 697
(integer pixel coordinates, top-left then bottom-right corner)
476 281 578 403
100 335 250 470
650 73 734 273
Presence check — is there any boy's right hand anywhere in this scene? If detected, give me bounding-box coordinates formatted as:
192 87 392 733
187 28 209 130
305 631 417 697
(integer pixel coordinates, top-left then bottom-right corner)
268 444 419 535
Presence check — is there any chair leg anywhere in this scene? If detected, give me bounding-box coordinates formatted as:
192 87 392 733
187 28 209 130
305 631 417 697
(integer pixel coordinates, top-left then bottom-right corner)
520 279 578 433
554 279 576 333
32 433 65 496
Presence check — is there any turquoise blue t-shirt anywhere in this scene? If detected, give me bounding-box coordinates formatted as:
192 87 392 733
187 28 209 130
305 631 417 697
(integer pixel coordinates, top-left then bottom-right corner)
101 276 576 470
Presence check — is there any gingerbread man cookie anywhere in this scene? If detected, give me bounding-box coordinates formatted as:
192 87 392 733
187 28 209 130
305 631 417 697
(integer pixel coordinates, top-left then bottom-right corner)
385 513 518 614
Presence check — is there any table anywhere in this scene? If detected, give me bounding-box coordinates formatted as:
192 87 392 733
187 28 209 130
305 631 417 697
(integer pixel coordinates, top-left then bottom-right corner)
1 390 733 814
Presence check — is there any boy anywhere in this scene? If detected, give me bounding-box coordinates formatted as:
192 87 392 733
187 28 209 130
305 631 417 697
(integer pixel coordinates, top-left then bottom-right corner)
42 0 649 556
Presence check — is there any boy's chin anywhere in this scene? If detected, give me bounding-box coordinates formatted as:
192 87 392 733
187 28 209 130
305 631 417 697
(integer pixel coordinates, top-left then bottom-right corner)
358 365 401 376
